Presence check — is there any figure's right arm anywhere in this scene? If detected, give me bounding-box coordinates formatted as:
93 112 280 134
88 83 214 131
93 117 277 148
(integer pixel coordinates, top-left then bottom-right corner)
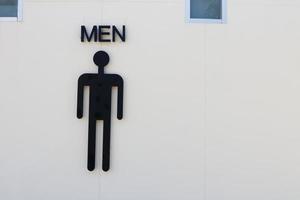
77 74 87 118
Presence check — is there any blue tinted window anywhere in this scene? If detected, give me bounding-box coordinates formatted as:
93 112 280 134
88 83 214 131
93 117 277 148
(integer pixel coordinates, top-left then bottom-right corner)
190 0 222 19
0 0 18 17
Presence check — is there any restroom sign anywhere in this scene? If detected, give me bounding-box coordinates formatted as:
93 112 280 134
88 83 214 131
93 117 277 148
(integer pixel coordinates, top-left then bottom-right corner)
77 51 124 172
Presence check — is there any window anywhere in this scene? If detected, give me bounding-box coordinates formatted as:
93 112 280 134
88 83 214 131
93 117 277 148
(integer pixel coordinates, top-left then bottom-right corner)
0 0 22 21
186 0 226 23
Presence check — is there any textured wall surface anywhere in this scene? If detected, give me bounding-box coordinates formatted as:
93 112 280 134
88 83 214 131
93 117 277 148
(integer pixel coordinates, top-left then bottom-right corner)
1 0 300 200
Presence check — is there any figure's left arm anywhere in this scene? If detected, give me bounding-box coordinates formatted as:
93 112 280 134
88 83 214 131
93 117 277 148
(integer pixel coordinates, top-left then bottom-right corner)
114 75 124 119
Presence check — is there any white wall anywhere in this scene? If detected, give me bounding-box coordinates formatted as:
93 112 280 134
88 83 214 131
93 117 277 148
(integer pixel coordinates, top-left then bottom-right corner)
1 0 300 200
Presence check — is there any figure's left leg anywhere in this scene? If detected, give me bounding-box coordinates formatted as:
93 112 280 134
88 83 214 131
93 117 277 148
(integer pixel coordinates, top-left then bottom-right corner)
102 119 111 172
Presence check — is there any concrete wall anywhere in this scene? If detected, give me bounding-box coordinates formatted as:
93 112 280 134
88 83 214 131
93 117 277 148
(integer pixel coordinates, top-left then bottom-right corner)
1 0 300 199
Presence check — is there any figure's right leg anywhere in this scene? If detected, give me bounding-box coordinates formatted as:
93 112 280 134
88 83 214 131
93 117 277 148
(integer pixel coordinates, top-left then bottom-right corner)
87 117 96 171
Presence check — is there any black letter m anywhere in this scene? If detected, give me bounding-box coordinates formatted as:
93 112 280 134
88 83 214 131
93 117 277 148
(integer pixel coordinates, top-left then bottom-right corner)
81 26 98 42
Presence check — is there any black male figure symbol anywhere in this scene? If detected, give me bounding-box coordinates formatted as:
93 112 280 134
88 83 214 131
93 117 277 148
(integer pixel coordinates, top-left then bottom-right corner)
77 51 124 172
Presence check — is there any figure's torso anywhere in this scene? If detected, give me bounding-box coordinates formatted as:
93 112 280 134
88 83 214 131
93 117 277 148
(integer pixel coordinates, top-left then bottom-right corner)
87 75 115 120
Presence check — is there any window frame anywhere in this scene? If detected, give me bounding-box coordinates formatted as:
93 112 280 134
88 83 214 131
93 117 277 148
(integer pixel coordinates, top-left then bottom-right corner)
0 0 23 22
186 0 227 24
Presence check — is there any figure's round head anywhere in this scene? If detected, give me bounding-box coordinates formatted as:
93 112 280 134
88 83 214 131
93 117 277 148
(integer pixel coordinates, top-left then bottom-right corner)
93 51 110 68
